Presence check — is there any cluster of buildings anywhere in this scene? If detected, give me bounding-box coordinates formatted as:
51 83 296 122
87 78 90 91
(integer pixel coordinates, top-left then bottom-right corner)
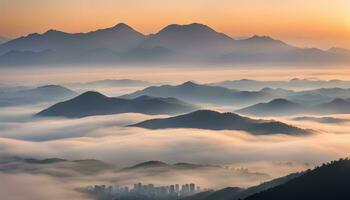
86 182 202 200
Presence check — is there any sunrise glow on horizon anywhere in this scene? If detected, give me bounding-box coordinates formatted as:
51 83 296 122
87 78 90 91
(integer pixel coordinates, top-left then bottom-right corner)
1 0 350 49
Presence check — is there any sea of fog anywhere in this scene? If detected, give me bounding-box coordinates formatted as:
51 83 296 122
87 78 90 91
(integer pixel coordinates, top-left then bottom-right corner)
1 66 350 199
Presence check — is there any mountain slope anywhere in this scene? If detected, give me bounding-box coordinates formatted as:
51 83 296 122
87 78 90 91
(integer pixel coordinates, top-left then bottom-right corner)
140 23 235 54
0 85 78 106
236 98 305 116
1 23 348 66
0 23 145 55
36 91 196 118
122 81 287 106
245 158 350 200
237 97 350 116
0 157 113 176
312 98 350 114
182 171 303 200
131 110 311 135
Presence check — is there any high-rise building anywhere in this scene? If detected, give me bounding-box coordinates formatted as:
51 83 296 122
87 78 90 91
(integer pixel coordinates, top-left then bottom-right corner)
190 183 195 193
170 185 175 194
175 184 179 192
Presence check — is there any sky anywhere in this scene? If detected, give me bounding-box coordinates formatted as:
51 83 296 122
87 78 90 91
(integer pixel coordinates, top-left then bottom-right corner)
1 0 350 49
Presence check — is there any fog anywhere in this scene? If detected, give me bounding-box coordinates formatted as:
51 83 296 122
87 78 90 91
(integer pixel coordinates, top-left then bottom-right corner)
1 66 350 199
1 105 350 171
0 173 91 200
2 66 350 86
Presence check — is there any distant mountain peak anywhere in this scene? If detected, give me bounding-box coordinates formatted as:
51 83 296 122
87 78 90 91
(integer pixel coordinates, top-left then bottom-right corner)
249 35 275 41
160 23 214 33
112 22 135 31
181 81 198 87
76 91 107 99
128 160 168 169
269 98 295 104
43 29 69 36
131 109 310 135
329 98 349 104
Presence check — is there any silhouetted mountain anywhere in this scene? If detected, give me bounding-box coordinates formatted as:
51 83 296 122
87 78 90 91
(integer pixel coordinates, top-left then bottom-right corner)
182 171 303 200
119 160 270 186
236 99 305 116
123 160 226 172
312 98 350 114
245 158 350 200
210 78 350 91
0 49 59 65
140 23 235 56
0 157 113 176
0 85 78 106
0 23 144 54
122 81 287 106
297 87 350 99
237 97 350 116
131 110 311 135
123 161 169 170
69 79 155 88
0 36 10 44
0 23 348 66
37 91 196 118
293 116 350 124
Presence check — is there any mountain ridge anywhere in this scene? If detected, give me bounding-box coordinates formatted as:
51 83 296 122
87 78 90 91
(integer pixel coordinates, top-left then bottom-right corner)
1 22 348 66
131 110 311 135
36 91 197 118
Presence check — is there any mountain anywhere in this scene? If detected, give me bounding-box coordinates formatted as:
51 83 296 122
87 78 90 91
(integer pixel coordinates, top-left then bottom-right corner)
0 36 10 44
182 171 303 200
0 23 145 54
237 97 350 116
245 158 350 200
119 160 270 189
296 87 350 99
36 91 197 118
312 98 350 114
0 157 113 176
0 23 145 65
293 116 350 124
122 81 287 106
0 23 349 66
131 110 311 135
0 85 78 106
210 78 350 91
121 160 225 172
236 99 305 116
69 79 155 88
140 23 235 57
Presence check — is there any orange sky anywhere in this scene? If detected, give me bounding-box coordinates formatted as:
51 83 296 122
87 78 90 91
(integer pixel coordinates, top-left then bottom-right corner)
1 0 350 49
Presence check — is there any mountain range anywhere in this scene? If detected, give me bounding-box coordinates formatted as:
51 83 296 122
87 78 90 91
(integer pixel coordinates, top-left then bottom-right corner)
131 110 311 135
0 157 113 176
122 81 287 106
0 36 9 45
210 78 350 91
236 98 350 116
36 91 196 118
1 23 349 66
122 81 350 106
0 85 78 106
67 79 155 88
